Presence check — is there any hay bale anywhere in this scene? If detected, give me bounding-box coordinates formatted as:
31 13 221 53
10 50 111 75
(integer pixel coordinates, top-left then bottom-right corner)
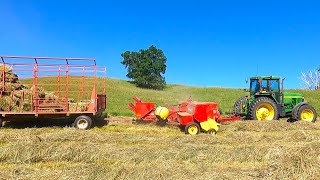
0 96 18 111
69 102 88 112
0 96 11 111
1 82 24 92
3 73 19 83
44 91 57 99
22 100 31 111
0 64 13 73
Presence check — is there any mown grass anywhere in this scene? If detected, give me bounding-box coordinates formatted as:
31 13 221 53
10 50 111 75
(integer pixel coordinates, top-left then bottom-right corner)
0 120 320 179
1 78 318 179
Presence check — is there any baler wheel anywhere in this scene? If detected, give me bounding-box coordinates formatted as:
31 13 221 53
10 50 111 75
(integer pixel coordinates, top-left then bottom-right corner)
73 115 93 130
0 119 2 128
297 104 317 122
185 122 200 135
207 129 217 135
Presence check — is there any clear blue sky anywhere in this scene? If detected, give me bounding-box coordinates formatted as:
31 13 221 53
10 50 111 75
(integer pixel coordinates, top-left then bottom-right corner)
0 0 319 89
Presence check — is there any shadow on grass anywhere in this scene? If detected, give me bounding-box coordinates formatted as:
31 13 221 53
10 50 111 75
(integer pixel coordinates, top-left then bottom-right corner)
3 119 74 129
2 118 109 129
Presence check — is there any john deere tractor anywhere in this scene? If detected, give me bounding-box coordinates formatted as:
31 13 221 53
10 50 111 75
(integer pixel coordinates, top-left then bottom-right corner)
233 76 317 122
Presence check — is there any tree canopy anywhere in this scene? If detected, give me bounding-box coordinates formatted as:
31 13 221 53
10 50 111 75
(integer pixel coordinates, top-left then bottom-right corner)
121 45 167 90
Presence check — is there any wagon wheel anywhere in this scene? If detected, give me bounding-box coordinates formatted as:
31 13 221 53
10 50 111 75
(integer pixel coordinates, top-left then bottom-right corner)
185 122 200 135
73 115 93 130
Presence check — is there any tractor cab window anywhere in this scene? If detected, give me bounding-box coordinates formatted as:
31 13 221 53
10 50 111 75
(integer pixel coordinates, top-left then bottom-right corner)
270 80 280 92
250 79 260 94
261 80 268 91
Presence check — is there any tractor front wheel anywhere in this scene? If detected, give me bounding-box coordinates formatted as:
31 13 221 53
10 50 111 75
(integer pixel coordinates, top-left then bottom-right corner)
73 115 93 130
248 97 279 120
297 104 317 122
185 122 200 135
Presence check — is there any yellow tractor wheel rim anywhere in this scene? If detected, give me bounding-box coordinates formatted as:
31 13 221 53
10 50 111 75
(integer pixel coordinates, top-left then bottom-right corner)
300 109 314 122
188 125 199 135
256 103 275 120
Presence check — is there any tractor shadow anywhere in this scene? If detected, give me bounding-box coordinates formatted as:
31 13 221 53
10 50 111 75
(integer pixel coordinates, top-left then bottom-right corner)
286 117 299 123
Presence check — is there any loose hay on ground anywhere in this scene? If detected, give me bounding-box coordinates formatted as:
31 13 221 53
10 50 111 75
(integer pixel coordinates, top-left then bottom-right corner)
0 120 319 179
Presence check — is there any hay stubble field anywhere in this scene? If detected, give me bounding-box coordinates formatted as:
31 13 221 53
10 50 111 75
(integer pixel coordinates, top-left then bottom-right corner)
0 78 320 179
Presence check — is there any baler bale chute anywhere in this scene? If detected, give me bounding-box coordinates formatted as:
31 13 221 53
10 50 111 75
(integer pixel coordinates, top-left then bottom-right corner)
129 96 241 135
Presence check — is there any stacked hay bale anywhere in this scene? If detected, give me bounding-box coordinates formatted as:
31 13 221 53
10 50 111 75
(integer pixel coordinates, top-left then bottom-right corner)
0 64 88 112
69 101 88 112
0 65 28 111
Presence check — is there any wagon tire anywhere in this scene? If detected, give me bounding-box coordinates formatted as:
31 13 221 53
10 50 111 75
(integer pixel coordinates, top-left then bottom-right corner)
73 115 93 130
185 122 200 135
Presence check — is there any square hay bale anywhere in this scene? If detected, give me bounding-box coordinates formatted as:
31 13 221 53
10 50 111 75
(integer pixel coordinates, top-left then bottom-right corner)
0 64 13 73
69 102 88 112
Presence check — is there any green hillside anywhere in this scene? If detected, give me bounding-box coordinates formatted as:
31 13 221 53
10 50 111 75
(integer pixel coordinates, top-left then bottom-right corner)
106 78 320 117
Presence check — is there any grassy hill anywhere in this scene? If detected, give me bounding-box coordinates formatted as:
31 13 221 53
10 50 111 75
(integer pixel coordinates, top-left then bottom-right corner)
105 78 320 117
0 78 320 179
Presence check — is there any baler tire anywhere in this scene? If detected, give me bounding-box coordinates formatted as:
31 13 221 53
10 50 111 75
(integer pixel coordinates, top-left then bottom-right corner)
185 122 200 135
233 96 247 117
248 97 279 120
207 129 217 135
297 104 317 122
0 119 2 128
73 115 93 130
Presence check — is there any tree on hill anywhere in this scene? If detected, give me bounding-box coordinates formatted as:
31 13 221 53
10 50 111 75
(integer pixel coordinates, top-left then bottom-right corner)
300 67 320 90
121 45 167 90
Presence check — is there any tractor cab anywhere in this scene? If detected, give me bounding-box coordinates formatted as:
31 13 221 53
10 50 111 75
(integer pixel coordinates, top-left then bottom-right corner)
249 76 281 103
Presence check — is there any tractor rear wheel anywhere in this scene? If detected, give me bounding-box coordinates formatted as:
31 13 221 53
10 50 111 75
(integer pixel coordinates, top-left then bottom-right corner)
73 115 93 130
185 122 200 135
248 97 279 120
233 96 247 117
297 104 317 122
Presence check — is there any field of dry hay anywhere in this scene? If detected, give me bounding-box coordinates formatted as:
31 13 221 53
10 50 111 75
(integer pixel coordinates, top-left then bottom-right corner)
0 118 319 180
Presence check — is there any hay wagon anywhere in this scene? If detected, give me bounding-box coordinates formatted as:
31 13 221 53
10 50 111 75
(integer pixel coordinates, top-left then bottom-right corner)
0 56 106 129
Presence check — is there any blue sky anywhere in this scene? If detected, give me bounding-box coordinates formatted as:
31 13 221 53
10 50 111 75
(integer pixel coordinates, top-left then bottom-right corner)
0 0 319 89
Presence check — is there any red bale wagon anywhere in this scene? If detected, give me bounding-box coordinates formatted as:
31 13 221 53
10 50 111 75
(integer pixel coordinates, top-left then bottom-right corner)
0 56 106 129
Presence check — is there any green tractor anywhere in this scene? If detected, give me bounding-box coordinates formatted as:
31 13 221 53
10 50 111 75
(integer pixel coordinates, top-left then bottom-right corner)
233 76 317 122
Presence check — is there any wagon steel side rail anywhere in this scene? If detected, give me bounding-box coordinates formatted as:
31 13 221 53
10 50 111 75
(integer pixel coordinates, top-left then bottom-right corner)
0 56 106 117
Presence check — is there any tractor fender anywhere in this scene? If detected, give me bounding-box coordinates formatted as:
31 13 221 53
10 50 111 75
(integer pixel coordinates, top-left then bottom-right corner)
292 102 308 120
